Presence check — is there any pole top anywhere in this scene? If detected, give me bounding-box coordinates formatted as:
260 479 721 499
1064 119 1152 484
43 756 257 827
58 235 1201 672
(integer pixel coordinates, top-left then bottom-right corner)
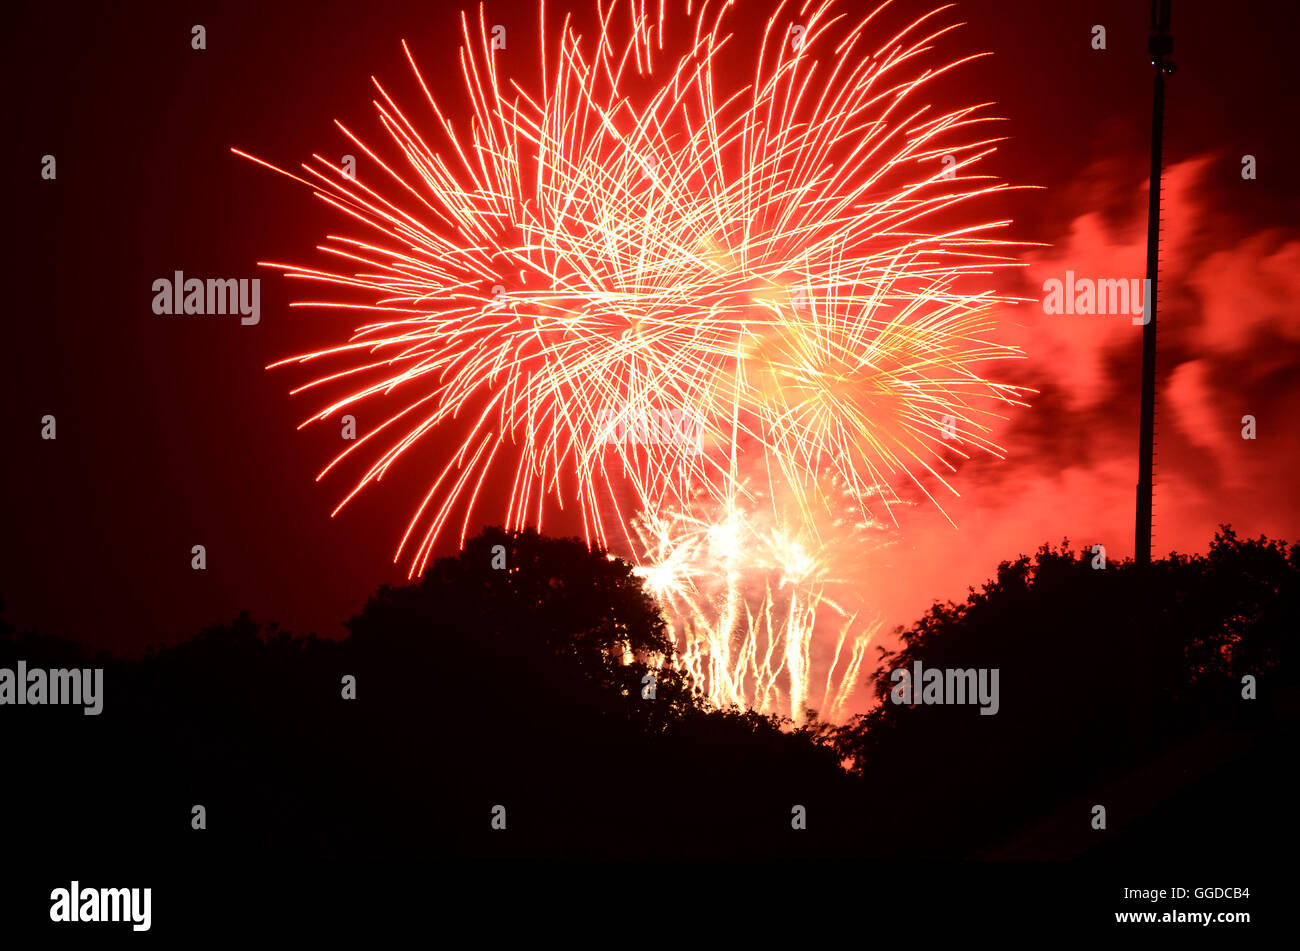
1149 0 1176 73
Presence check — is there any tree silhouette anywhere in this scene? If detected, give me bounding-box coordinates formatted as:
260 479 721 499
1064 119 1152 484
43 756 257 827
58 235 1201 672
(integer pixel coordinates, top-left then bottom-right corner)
1 525 1293 860
830 526 1299 858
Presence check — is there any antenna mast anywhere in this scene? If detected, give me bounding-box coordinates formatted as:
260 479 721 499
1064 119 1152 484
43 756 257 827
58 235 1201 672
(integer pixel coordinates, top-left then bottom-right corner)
1136 0 1175 566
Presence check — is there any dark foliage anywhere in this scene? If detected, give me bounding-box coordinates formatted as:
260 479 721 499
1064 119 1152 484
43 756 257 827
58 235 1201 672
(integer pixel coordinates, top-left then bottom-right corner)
831 526 1299 858
1 525 1293 860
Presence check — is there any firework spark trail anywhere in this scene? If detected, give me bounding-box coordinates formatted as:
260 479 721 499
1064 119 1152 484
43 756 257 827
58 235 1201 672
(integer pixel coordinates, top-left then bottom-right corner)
632 480 881 722
238 0 1032 719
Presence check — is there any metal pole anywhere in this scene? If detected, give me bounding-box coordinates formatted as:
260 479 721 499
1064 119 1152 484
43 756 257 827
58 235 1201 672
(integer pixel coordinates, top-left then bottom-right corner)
1137 0 1174 567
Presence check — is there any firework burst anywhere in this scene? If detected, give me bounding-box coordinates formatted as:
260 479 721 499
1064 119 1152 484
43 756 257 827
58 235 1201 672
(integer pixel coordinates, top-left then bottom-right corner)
238 0 1031 718
633 477 884 722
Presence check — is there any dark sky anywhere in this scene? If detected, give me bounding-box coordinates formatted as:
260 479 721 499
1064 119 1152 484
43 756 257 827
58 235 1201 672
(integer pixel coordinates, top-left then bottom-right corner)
6 0 1298 656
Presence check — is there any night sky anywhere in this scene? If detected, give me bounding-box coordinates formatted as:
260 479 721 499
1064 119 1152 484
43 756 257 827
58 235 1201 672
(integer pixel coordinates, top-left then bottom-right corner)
7 0 1298 662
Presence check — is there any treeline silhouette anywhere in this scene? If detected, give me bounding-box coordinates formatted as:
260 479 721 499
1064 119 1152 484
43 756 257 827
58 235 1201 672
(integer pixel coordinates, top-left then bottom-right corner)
1 526 1294 859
